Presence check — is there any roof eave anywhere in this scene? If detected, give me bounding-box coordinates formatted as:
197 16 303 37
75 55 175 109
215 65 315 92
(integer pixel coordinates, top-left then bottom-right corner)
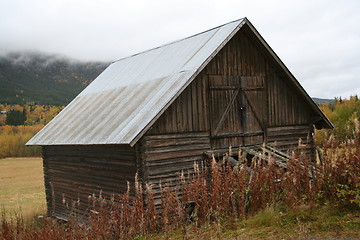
26 142 132 146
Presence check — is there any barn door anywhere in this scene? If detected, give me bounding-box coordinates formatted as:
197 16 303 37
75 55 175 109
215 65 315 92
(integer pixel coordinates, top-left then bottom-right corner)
208 75 265 149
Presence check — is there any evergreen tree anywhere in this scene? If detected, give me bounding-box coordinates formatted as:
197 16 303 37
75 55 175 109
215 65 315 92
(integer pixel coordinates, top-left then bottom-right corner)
5 109 26 126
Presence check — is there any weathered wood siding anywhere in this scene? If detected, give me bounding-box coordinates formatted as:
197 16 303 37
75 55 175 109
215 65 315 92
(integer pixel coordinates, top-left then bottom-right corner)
203 26 268 149
207 75 265 148
267 67 311 127
203 26 314 153
148 26 316 158
42 145 136 220
268 125 314 160
38 23 325 223
139 132 210 205
147 72 209 134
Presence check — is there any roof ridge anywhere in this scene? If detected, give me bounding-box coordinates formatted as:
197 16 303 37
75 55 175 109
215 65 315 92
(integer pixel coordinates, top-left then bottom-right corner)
27 18 245 146
112 18 245 64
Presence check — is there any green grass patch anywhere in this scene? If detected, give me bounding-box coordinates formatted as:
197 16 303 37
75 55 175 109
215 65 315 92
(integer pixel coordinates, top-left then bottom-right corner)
138 205 360 240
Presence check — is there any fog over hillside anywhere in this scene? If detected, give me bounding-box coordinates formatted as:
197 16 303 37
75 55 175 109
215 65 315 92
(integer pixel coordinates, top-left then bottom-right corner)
0 51 337 106
0 51 109 105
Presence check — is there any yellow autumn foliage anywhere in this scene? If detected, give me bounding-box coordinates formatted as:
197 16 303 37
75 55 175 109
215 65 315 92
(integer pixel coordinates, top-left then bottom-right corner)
0 125 43 158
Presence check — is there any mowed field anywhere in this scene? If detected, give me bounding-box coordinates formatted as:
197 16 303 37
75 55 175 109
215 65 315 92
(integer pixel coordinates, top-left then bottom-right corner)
0 157 46 217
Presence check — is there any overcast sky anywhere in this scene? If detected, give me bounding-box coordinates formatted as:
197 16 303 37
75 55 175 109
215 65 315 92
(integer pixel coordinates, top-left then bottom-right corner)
0 0 359 99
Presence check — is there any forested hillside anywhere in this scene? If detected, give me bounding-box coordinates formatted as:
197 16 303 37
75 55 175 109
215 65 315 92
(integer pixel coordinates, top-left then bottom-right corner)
0 52 109 105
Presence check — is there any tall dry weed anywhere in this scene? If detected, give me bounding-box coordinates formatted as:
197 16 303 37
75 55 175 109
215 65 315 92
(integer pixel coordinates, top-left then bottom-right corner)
1 140 359 239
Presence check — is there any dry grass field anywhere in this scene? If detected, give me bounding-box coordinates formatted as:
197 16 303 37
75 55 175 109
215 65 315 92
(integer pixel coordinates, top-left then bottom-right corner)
0 157 46 218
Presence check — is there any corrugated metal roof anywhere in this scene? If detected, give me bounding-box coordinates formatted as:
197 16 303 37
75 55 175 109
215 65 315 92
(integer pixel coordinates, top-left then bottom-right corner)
27 18 246 146
27 17 333 146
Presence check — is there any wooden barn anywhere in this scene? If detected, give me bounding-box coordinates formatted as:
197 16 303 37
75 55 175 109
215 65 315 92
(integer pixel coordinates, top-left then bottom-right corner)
27 18 333 220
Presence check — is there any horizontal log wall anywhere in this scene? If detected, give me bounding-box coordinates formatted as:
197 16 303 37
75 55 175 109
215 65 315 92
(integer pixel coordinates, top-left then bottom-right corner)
42 145 137 220
140 132 210 205
267 125 315 160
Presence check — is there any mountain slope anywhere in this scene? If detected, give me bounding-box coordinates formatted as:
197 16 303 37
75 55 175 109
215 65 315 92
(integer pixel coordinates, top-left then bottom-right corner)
312 97 335 105
0 52 109 105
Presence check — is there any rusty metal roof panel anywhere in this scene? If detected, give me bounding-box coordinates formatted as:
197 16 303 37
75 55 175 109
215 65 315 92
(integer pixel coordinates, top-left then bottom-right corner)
27 19 245 146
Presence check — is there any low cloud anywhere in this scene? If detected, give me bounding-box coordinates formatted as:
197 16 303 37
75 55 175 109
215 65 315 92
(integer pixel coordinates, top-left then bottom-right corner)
0 0 359 98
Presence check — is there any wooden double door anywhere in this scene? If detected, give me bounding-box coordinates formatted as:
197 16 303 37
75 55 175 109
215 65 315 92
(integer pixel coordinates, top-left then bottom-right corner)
208 75 266 149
